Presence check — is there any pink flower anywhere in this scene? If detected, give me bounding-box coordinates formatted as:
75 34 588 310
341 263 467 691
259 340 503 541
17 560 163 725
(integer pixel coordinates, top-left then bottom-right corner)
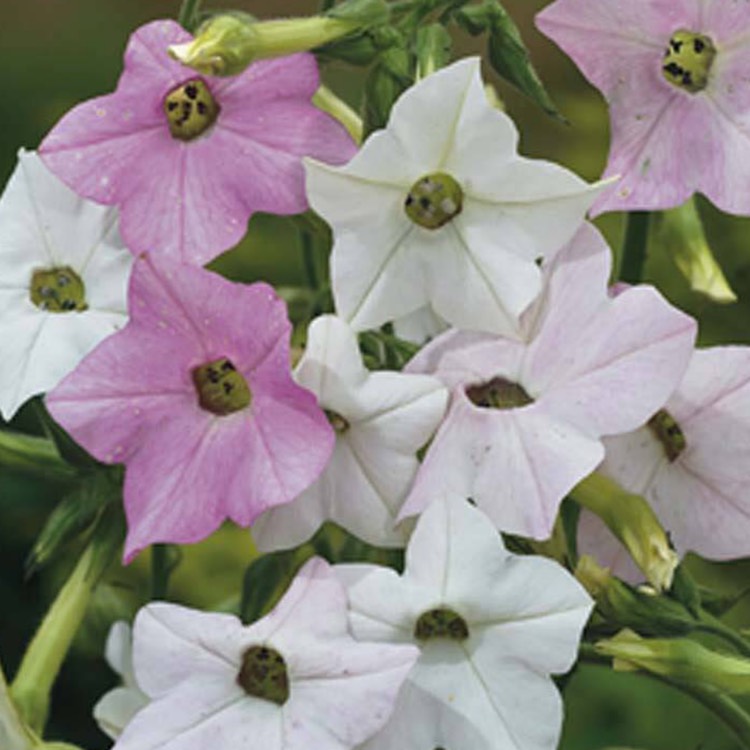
46 255 334 562
580 347 750 581
39 20 356 265
536 0 750 216
399 224 696 540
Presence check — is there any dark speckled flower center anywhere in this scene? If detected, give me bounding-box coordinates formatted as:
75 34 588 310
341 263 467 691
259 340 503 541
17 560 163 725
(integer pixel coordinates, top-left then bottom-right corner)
405 173 464 229
662 30 716 93
192 357 251 415
164 78 220 141
237 645 289 705
30 266 88 313
414 607 469 641
466 377 533 410
648 408 686 462
325 409 350 433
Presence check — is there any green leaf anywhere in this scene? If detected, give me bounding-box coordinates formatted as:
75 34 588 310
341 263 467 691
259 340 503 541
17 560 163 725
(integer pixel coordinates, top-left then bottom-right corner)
240 547 313 624
27 467 123 574
362 43 413 136
326 0 391 27
559 497 581 569
415 23 453 76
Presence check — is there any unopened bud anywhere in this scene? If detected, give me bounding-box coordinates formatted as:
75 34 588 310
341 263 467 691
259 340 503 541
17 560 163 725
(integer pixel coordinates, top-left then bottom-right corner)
596 629 750 694
572 473 678 592
169 13 369 76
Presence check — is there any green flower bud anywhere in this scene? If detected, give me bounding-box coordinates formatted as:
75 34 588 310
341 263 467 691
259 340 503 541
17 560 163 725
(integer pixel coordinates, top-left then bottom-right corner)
657 197 736 304
169 12 371 76
572 473 678 592
596 629 750 695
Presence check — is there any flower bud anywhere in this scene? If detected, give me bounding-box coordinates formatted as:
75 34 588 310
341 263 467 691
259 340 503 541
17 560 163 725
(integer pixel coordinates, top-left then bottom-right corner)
596 629 750 694
169 11 377 76
572 473 679 592
657 196 736 304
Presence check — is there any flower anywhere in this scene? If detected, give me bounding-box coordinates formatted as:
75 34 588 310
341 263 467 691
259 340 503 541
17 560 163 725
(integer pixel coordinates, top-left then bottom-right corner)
114 558 419 750
579 347 750 580
0 149 132 421
399 224 696 540
536 0 750 216
46 254 334 562
252 315 448 551
336 496 593 750
39 20 356 266
305 57 605 338
93 622 148 740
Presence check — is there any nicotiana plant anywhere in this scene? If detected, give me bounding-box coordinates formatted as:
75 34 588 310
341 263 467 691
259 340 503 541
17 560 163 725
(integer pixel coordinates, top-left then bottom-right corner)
3 1 750 750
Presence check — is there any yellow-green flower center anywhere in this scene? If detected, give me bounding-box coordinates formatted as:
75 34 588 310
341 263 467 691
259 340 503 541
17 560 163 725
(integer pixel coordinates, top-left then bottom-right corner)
405 172 464 230
164 78 220 141
30 266 88 313
466 377 534 410
662 30 716 93
414 607 469 641
647 408 686 462
325 409 350 433
192 357 251 415
237 645 289 705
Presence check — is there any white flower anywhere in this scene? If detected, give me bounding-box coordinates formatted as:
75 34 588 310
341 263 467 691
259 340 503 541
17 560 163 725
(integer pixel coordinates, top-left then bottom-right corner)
0 149 132 420
337 497 594 750
114 558 418 750
252 315 447 550
305 57 605 338
94 622 149 740
580 347 750 579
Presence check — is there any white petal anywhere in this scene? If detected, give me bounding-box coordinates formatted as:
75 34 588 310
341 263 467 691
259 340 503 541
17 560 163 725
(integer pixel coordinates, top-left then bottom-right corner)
104 621 134 683
392 305 448 345
93 686 148 740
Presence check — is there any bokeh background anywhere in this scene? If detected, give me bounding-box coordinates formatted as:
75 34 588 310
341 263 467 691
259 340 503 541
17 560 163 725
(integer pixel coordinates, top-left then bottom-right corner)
2 1 750 748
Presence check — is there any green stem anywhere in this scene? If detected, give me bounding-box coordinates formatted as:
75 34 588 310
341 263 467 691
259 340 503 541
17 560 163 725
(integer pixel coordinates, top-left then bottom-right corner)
178 0 202 31
619 211 651 283
0 431 75 483
150 544 171 600
313 85 363 144
11 523 119 733
695 616 750 659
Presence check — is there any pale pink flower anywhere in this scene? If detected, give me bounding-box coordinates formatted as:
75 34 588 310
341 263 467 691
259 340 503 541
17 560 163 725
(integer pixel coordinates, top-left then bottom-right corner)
580 347 750 581
400 224 696 540
114 558 419 750
40 20 356 265
537 0 750 216
46 255 334 562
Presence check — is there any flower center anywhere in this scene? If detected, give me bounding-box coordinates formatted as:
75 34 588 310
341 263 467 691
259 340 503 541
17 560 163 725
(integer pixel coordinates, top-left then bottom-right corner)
414 607 469 641
662 30 716 93
192 357 251 415
466 377 534 410
405 173 464 230
325 409 350 433
29 266 88 313
237 645 289 705
164 78 220 141
647 408 686 462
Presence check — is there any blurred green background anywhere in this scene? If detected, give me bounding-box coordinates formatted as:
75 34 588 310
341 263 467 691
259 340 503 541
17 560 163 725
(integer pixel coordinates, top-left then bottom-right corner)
2 1 750 748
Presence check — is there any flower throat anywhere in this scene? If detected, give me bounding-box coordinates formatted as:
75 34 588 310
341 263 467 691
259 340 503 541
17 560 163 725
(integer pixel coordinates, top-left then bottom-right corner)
662 30 716 93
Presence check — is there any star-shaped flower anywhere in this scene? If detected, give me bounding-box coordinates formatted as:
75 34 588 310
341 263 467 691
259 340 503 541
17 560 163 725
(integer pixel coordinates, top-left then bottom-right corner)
252 315 448 551
579 346 750 580
337 497 593 750
39 20 356 265
94 621 148 740
46 255 334 562
114 558 419 750
0 149 132 421
400 224 696 540
537 0 750 215
305 57 605 338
